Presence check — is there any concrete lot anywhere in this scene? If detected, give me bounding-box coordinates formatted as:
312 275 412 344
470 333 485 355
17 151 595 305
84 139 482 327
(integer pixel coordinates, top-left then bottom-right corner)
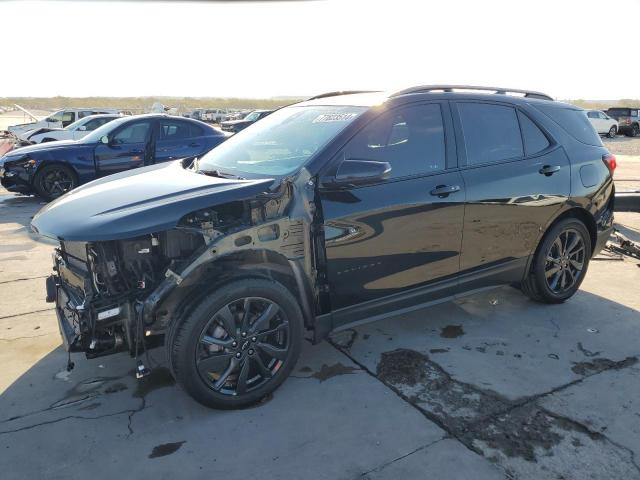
1 159 640 479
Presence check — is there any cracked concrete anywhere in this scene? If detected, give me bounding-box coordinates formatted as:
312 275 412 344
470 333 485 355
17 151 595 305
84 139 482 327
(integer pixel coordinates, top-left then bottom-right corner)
1 189 640 479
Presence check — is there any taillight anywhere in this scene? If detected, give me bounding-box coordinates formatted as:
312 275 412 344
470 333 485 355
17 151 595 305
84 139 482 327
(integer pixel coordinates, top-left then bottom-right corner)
602 153 616 175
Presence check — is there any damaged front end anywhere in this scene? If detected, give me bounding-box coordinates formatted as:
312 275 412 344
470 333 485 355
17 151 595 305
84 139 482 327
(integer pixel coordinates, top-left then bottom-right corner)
35 161 321 369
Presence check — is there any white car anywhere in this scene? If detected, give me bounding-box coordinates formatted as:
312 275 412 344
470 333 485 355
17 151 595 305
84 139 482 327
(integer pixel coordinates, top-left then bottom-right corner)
586 110 618 138
26 114 121 144
8 108 121 139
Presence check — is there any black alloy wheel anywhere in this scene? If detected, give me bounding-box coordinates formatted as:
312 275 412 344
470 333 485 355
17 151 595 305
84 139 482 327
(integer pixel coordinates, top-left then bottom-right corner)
196 297 290 396
33 164 77 201
169 278 303 409
521 218 591 304
544 228 586 294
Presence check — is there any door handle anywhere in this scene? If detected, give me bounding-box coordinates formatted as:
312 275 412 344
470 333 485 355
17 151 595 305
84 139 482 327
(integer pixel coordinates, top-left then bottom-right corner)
130 149 144 155
539 165 561 176
189 142 200 148
430 184 461 197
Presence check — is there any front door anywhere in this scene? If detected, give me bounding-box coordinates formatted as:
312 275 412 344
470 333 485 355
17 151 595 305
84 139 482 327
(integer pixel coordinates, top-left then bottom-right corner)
319 101 465 326
452 101 570 286
94 119 154 177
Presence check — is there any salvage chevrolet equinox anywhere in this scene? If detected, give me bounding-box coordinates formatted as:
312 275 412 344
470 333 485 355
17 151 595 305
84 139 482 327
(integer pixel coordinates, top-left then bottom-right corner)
31 86 616 409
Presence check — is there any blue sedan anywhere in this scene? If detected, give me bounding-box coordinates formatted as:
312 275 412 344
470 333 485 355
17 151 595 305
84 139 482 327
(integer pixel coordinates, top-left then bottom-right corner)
0 114 228 200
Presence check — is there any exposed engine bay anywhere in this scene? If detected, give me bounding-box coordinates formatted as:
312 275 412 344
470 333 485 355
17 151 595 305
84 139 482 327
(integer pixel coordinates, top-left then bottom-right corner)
47 177 315 375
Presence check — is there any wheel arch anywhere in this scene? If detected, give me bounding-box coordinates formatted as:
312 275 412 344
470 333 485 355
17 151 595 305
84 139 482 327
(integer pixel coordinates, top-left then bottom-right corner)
155 248 317 334
32 160 79 184
525 207 597 277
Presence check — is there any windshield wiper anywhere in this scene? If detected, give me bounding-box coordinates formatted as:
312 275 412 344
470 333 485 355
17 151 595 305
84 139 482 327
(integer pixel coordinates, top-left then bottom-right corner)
198 169 245 180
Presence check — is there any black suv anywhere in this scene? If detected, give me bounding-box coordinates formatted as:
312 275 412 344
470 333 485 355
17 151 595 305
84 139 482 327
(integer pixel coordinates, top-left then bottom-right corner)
32 86 616 408
605 107 640 137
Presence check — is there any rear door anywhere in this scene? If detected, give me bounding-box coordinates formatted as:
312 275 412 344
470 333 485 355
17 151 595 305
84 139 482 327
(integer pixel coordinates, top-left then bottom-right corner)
94 119 155 177
155 119 208 163
453 101 570 286
319 101 465 326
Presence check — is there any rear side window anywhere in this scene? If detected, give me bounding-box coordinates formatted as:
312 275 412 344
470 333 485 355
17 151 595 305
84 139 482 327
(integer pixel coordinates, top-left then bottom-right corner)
517 111 549 155
535 105 602 146
458 103 523 165
343 103 446 179
587 111 598 119
160 120 193 140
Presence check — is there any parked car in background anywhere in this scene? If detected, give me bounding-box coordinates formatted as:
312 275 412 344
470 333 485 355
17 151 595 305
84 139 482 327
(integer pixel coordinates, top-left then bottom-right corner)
8 108 121 139
606 107 640 137
30 86 615 409
202 109 228 123
586 110 618 138
1 114 227 200
220 109 274 133
26 114 121 144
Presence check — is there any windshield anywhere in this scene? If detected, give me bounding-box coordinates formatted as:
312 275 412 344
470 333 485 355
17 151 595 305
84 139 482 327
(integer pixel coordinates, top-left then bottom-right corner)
45 111 64 123
198 105 367 176
244 111 261 122
80 116 131 143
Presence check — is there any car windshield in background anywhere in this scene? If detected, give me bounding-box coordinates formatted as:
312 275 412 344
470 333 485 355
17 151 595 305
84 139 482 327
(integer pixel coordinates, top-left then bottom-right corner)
80 116 130 143
198 106 367 176
244 111 261 122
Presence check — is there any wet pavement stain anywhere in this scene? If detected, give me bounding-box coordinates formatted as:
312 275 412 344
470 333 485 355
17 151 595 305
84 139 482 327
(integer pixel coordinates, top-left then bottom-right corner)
440 325 464 338
429 348 449 354
104 383 128 394
571 357 637 376
298 366 313 373
148 441 186 459
375 349 579 463
133 367 175 398
310 363 359 382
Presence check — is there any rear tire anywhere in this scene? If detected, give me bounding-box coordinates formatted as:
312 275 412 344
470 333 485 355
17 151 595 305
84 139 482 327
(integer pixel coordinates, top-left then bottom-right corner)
607 126 617 138
632 124 640 137
521 218 591 304
169 278 303 409
33 164 77 201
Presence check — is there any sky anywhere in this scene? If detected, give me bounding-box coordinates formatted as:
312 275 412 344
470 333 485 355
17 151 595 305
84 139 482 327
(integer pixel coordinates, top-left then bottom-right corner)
1 0 639 100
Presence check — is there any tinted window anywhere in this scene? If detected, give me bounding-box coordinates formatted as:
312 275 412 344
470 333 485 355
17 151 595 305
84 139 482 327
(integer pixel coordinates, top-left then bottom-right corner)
112 121 151 144
189 123 204 137
83 117 113 131
458 103 523 165
517 111 549 155
587 111 598 119
607 108 630 117
342 103 446 178
535 105 602 146
160 120 192 140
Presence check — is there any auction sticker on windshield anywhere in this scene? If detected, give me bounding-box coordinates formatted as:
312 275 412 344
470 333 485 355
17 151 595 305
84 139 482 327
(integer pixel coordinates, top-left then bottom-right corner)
312 113 360 123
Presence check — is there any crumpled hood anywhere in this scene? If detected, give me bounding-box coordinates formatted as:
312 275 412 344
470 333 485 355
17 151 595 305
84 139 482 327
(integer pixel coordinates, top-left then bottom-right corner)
31 161 275 241
3 139 78 158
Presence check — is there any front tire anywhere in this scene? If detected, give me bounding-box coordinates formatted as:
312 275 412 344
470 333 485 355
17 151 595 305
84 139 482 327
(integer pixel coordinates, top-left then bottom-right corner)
607 125 617 138
632 124 640 137
521 218 591 304
169 278 303 409
33 164 77 201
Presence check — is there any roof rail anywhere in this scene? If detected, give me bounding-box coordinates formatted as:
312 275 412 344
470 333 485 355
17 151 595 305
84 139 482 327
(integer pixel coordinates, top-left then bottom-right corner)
306 90 380 101
391 85 554 101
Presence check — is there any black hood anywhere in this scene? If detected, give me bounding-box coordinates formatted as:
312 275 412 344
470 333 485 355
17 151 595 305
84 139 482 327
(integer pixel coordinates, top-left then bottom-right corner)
31 161 274 241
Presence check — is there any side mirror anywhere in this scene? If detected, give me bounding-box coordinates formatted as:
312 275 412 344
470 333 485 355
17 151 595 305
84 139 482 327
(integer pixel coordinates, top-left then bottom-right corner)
324 159 391 187
78 125 87 131
100 135 110 144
